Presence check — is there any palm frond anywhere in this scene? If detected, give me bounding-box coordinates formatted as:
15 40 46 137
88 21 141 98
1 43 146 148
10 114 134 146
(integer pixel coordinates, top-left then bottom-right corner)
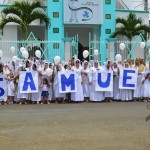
29 11 50 28
1 7 22 17
111 12 149 41
0 16 21 34
116 18 128 27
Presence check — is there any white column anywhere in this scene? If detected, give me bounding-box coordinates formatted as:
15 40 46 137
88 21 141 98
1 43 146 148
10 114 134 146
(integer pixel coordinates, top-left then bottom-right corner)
64 41 71 62
108 42 114 61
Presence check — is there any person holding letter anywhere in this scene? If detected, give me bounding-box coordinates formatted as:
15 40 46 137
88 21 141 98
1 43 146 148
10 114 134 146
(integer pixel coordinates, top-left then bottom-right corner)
89 61 104 102
120 63 133 101
71 59 84 102
82 61 90 102
112 61 120 101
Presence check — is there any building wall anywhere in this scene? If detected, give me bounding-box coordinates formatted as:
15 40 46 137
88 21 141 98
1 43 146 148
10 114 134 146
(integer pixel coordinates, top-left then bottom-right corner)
0 25 17 63
100 0 116 63
47 0 116 63
47 0 64 62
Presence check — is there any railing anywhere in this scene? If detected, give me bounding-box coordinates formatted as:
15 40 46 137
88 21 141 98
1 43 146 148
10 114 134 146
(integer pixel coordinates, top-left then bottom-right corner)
116 0 148 11
0 40 62 63
0 39 149 64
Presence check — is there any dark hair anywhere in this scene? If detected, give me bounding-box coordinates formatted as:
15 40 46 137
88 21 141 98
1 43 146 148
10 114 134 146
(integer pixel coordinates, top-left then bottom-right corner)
43 78 48 85
26 61 30 68
33 64 37 69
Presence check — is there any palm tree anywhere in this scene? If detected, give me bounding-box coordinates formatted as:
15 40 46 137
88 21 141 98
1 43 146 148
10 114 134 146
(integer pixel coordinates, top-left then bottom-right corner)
111 13 150 57
0 0 50 39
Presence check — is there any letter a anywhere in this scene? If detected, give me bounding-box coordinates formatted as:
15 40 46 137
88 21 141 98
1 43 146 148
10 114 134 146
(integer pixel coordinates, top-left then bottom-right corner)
22 72 36 91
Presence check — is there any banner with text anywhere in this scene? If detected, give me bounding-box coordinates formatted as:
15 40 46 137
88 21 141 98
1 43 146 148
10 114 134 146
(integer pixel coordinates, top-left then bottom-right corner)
119 68 138 90
20 71 39 93
95 70 113 91
58 71 77 93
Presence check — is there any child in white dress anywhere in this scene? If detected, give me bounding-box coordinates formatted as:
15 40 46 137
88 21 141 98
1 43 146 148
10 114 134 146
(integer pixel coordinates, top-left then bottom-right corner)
7 72 15 104
40 78 50 104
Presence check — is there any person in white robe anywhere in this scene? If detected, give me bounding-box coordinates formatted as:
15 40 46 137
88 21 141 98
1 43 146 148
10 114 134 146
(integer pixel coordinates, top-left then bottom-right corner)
103 60 113 102
53 63 66 103
31 64 41 104
89 61 104 102
142 62 150 102
112 61 120 101
71 59 84 102
82 61 90 102
120 63 133 101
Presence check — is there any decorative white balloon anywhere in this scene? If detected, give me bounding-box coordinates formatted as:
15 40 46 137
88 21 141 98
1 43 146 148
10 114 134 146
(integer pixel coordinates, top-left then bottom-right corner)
94 49 99 56
54 56 61 64
20 47 26 53
83 50 89 58
35 50 41 58
22 50 29 59
46 68 53 76
0 50 3 57
12 56 17 61
140 42 145 49
10 46 15 53
115 54 122 62
119 43 125 50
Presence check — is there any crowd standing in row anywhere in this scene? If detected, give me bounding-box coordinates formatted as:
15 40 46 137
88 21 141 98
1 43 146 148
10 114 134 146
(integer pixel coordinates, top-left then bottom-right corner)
0 56 150 105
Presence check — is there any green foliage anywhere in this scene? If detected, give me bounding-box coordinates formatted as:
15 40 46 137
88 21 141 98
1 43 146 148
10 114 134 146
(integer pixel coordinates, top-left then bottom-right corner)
0 0 50 38
111 13 150 41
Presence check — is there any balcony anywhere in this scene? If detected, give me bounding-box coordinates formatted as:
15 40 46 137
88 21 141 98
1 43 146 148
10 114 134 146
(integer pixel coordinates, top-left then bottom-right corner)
116 0 149 11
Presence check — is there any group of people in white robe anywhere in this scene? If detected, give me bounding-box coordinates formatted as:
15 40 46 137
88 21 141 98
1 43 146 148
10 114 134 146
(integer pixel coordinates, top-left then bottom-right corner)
0 56 149 105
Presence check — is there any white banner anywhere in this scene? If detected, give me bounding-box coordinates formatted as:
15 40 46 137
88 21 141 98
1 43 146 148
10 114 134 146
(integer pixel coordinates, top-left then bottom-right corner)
64 0 103 25
95 70 113 91
58 71 77 93
20 71 39 93
0 78 7 100
119 68 138 90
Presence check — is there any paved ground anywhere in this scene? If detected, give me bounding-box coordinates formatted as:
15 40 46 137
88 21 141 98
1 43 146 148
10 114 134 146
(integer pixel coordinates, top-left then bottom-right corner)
0 102 150 150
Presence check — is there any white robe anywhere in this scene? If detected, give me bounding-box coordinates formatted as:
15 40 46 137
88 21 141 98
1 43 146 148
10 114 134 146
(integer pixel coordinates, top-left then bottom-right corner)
89 67 104 101
31 70 41 102
54 70 65 99
71 67 84 101
82 68 90 98
113 68 120 100
7 80 15 96
143 69 150 98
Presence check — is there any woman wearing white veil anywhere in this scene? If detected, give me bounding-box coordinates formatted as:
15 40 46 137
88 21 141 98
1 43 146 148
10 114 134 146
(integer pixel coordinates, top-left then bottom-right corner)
142 62 150 102
54 63 66 103
103 60 113 102
112 61 120 100
71 59 84 102
89 60 104 102
120 63 133 101
82 60 90 102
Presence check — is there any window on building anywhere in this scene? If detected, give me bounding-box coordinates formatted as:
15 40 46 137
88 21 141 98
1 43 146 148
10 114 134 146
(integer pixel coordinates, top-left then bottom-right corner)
105 0 111 4
105 29 111 34
105 14 111 19
53 0 59 2
53 43 59 49
53 12 59 18
53 28 59 33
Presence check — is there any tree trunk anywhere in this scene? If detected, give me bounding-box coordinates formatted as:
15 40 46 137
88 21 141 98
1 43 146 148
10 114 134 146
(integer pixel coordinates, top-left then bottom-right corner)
128 39 132 59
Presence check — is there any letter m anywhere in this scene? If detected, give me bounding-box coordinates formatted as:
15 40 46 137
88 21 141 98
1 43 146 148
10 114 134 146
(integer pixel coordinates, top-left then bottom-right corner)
61 74 75 91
